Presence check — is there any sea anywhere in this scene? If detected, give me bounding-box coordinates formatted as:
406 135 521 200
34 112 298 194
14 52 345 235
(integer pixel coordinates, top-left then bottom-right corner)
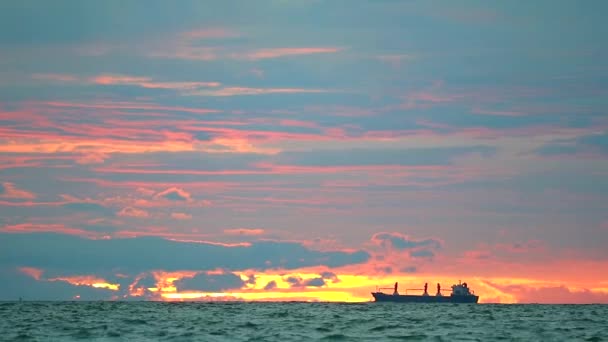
1 302 606 341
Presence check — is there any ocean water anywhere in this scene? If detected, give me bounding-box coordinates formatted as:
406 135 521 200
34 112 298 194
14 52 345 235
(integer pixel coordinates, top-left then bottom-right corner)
1 302 606 341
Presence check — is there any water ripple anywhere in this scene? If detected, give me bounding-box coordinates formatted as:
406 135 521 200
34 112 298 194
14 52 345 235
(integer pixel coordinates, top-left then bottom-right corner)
0 302 607 341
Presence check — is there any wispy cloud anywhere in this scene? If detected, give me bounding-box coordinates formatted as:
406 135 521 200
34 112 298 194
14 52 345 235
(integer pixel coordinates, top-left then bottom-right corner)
90 74 221 90
30 73 331 97
1 224 100 238
117 206 150 218
30 73 221 92
185 87 329 97
154 187 193 202
47 275 120 291
147 27 342 62
170 212 192 220
0 182 36 200
235 47 342 60
43 100 219 115
18 267 44 280
224 228 266 236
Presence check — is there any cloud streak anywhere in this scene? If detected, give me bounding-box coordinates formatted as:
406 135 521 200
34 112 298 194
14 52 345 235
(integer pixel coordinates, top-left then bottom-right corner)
0 182 36 200
236 47 342 60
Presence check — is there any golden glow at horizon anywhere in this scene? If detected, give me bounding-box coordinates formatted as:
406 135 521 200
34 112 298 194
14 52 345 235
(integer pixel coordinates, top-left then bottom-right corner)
19 265 608 303
160 290 368 302
140 270 527 303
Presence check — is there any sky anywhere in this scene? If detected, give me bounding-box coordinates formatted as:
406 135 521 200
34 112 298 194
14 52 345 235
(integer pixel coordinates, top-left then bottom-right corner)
1 0 608 303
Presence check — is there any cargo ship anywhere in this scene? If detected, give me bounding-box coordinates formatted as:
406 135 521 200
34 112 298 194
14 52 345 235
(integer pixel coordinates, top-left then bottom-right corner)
371 281 479 303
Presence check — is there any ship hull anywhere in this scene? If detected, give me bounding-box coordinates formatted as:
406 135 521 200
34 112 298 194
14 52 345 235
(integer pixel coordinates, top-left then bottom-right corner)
371 292 479 303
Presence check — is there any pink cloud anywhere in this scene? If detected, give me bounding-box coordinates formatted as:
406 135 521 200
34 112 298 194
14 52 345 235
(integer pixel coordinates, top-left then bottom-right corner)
304 105 378 117
463 250 492 260
117 206 150 218
90 74 221 90
185 87 328 97
75 152 108 165
219 194 351 207
1 223 99 238
223 228 266 236
236 47 342 60
149 46 219 61
149 29 341 61
486 282 608 304
18 267 44 280
171 212 192 220
401 90 465 109
278 119 320 129
136 187 157 196
44 100 219 115
65 178 233 194
462 241 547 261
399 83 557 112
154 187 193 202
0 182 36 200
93 163 444 177
29 72 222 91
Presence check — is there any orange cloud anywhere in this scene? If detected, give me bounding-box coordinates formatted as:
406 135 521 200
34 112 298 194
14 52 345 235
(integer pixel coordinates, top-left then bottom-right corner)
47 275 120 291
18 267 44 280
145 269 459 303
147 270 198 294
107 262 608 303
11 236 608 304
18 267 119 291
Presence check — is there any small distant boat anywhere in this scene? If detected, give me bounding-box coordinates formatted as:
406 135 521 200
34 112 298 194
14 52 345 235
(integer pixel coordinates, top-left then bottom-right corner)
371 281 479 303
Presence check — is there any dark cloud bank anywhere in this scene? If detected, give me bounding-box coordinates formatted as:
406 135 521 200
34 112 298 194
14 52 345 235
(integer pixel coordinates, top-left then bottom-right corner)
0 233 368 300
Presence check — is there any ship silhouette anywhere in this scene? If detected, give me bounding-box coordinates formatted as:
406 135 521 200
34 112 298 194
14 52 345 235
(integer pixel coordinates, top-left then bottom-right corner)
372 281 479 303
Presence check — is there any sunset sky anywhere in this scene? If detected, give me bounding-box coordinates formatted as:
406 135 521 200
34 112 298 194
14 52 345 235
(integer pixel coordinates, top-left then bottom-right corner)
1 0 608 303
